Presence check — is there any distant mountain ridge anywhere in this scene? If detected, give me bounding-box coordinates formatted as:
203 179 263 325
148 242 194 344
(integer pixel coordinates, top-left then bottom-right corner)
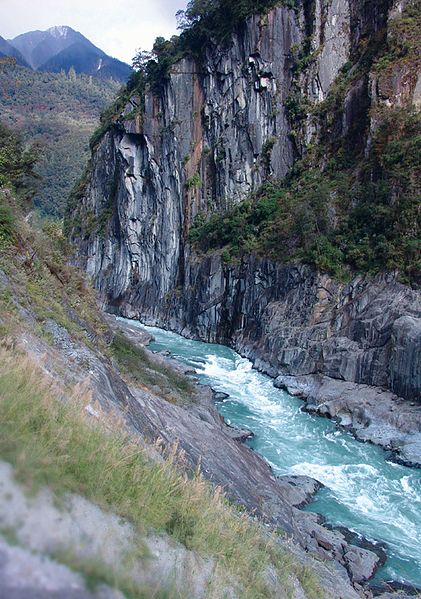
5 26 131 82
0 35 30 67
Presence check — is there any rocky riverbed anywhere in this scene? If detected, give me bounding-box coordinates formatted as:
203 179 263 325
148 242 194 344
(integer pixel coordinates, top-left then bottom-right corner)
275 373 421 468
105 316 415 595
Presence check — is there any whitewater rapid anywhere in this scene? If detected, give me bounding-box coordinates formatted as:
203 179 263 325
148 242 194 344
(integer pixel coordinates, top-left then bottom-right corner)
121 319 421 587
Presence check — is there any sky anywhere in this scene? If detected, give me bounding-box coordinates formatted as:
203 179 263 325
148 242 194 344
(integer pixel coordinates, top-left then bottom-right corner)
0 0 184 64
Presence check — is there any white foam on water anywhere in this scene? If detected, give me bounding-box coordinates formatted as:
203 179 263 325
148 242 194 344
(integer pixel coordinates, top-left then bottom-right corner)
127 320 421 586
203 355 289 422
355 494 376 513
400 475 420 501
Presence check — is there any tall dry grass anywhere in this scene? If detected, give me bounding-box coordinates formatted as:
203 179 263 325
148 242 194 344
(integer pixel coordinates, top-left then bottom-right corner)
0 348 323 598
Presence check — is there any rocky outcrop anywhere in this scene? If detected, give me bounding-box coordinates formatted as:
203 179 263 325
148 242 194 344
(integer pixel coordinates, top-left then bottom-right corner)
16 307 371 597
275 374 421 466
105 251 419 394
390 316 421 402
0 461 228 599
69 0 421 454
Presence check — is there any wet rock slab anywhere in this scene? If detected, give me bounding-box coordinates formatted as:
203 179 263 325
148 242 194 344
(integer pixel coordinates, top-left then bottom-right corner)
274 374 421 467
276 475 323 508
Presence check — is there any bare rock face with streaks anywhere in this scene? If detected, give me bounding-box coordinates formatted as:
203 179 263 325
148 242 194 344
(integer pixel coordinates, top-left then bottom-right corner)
74 6 300 309
69 0 421 460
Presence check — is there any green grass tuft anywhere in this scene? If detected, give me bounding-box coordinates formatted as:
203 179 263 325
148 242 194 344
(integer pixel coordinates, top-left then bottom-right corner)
110 332 195 402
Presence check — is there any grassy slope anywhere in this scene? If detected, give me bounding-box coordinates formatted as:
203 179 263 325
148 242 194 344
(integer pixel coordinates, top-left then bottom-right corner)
110 332 196 403
0 63 119 218
0 179 323 598
0 349 319 598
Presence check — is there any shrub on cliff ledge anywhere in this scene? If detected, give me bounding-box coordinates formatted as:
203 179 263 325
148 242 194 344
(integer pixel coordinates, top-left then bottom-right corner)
176 0 298 53
110 332 195 403
0 201 15 243
189 106 420 284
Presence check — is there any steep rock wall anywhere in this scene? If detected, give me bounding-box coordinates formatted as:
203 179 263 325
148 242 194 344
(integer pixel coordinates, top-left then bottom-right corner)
115 254 421 403
74 5 302 310
70 1 421 402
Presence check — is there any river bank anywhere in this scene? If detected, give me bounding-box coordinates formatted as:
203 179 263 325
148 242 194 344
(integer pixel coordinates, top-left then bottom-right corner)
273 373 421 468
107 315 383 595
122 316 421 593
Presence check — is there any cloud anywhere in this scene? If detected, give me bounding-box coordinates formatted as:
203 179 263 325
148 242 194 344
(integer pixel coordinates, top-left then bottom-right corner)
0 0 184 63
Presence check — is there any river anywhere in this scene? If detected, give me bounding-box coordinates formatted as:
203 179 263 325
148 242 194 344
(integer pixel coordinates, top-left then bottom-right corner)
121 318 421 587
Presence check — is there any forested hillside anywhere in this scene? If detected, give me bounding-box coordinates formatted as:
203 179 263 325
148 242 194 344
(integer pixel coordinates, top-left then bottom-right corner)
0 63 119 218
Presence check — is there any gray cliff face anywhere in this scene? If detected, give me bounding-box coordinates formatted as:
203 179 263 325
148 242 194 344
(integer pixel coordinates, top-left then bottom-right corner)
76 5 301 317
118 254 421 406
303 0 351 105
71 0 421 408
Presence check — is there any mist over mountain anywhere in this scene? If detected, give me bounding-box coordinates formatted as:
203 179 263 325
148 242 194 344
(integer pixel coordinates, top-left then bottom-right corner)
5 26 132 82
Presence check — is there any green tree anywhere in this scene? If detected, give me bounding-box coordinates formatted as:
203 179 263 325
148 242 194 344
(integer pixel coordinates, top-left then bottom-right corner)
68 66 77 82
0 122 38 201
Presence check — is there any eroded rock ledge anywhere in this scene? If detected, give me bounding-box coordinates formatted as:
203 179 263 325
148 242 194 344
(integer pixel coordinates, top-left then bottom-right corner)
114 255 421 466
275 374 421 467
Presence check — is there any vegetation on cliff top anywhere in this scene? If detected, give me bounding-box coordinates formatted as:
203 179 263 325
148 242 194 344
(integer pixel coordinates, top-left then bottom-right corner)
189 1 421 285
190 106 421 283
174 0 297 54
90 0 296 140
132 0 297 85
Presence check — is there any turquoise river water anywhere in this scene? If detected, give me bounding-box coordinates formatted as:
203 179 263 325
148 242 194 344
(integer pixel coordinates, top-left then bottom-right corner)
122 319 421 587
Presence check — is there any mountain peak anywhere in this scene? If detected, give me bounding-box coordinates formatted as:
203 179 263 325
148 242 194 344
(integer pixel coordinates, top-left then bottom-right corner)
5 26 132 82
47 25 75 39
0 35 30 67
